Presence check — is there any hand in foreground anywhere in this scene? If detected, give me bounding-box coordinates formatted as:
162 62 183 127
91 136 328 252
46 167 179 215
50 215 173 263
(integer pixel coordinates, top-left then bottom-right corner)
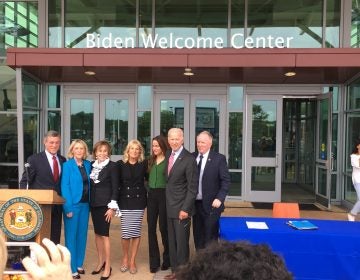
22 238 72 280
104 208 114 222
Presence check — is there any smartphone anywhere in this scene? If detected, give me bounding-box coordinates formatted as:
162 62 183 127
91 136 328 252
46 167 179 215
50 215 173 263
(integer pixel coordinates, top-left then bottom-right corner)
4 242 37 275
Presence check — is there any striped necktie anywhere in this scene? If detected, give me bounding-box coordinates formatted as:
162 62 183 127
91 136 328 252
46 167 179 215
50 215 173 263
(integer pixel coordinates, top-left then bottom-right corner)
168 152 175 175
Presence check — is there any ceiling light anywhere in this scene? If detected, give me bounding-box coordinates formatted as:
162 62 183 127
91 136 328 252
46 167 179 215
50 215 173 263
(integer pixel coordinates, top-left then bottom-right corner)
183 67 194 76
84 70 96 76
284 71 296 77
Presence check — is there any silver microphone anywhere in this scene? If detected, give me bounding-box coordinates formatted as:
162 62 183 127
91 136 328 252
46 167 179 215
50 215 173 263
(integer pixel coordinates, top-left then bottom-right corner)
24 163 30 190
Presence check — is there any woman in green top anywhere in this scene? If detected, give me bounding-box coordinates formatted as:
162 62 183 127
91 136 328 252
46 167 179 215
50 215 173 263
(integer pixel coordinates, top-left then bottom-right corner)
147 135 170 273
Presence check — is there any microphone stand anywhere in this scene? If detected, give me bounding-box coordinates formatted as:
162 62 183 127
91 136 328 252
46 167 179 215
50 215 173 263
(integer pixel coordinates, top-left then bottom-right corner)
24 163 30 190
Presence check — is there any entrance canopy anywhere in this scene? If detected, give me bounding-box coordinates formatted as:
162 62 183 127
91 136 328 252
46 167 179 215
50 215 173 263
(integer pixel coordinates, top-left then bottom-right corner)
6 48 360 84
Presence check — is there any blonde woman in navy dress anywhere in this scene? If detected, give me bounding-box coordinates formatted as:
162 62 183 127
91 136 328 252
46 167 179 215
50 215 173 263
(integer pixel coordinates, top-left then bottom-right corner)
61 139 91 279
118 140 147 274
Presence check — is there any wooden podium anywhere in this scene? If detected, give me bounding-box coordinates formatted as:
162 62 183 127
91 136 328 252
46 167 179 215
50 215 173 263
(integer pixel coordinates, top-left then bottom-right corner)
0 189 64 243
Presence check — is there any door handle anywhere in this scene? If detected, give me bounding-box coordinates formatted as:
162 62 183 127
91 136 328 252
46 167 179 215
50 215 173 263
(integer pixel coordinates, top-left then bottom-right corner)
275 154 279 168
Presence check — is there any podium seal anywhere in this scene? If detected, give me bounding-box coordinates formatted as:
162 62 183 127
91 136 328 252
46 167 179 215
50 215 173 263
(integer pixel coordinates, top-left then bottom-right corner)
0 196 43 241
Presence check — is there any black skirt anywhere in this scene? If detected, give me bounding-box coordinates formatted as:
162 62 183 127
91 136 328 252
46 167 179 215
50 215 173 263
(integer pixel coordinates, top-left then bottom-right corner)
91 206 111 236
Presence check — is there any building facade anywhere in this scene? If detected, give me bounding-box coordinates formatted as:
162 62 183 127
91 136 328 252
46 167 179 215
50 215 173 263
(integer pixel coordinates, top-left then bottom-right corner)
1 0 360 208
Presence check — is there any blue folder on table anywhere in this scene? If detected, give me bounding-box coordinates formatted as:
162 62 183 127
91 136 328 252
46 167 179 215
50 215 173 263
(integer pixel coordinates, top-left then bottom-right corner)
287 220 318 230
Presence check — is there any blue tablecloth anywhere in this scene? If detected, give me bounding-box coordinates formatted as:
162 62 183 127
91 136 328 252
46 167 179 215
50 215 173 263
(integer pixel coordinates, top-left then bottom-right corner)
220 217 360 280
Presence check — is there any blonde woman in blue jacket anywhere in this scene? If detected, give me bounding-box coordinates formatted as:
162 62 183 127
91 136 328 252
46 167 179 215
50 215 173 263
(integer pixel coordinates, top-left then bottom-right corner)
61 139 91 279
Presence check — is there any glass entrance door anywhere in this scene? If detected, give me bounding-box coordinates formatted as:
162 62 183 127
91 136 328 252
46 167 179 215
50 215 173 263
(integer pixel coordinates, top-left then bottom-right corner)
315 93 332 208
64 93 135 161
154 93 226 153
245 95 282 202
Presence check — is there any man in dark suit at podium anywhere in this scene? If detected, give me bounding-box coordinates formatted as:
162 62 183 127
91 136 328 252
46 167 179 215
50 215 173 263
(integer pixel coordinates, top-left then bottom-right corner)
19 130 66 244
193 131 230 250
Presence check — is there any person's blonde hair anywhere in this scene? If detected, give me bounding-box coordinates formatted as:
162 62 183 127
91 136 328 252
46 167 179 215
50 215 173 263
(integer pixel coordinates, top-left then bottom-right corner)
122 139 145 163
67 139 89 159
0 235 7 275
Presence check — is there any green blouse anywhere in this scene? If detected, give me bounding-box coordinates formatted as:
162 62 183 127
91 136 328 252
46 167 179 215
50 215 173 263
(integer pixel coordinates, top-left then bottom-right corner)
148 160 167 189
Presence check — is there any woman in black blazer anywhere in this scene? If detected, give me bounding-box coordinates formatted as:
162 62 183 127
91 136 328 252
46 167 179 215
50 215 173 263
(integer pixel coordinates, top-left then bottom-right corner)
89 140 120 280
118 139 147 275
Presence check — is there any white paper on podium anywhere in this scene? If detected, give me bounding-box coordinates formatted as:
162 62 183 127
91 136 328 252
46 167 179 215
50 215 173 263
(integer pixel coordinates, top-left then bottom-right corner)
246 221 269 229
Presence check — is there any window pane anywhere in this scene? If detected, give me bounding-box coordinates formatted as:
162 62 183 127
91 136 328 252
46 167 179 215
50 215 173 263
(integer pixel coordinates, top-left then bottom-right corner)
155 0 228 48
251 167 275 191
317 167 327 196
248 0 323 48
160 99 184 137
325 0 340 48
228 172 242 196
0 114 17 163
195 100 219 152
48 0 62 47
24 113 37 159
137 111 151 156
228 86 243 111
0 1 38 56
228 112 242 169
331 173 337 199
0 166 19 188
104 99 128 155
252 100 276 158
347 79 360 110
0 66 16 111
332 114 338 171
23 75 40 108
346 113 360 171
48 85 61 108
231 1 245 47
138 86 152 110
139 0 153 48
48 111 61 133
345 174 356 203
330 86 339 111
318 99 329 160
22 75 39 160
70 99 94 148
351 0 360 48
65 0 136 48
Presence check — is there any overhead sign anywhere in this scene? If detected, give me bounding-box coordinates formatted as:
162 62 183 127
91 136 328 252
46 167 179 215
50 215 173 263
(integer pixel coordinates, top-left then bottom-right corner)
87 33 293 49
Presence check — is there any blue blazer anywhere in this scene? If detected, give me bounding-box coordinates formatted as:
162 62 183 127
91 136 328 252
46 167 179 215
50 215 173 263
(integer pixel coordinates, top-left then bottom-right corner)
61 158 91 214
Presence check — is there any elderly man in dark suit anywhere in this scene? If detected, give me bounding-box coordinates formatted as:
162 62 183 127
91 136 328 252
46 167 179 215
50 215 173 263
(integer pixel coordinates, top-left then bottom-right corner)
193 131 230 251
164 128 198 280
19 130 66 244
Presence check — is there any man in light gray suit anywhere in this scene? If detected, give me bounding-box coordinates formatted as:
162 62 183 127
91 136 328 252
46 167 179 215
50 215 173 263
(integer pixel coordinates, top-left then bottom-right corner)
164 128 198 280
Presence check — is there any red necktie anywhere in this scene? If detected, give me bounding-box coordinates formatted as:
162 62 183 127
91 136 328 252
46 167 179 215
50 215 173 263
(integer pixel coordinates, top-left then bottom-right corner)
168 152 175 175
52 155 59 182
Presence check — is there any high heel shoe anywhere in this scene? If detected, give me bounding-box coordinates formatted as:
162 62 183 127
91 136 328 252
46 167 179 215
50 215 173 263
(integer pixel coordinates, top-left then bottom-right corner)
77 267 85 274
100 267 112 280
91 262 106 275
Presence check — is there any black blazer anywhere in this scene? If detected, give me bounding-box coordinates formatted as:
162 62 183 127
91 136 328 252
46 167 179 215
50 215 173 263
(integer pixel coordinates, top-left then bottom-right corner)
90 161 120 207
118 160 147 210
193 150 230 214
19 151 66 195
166 147 198 218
